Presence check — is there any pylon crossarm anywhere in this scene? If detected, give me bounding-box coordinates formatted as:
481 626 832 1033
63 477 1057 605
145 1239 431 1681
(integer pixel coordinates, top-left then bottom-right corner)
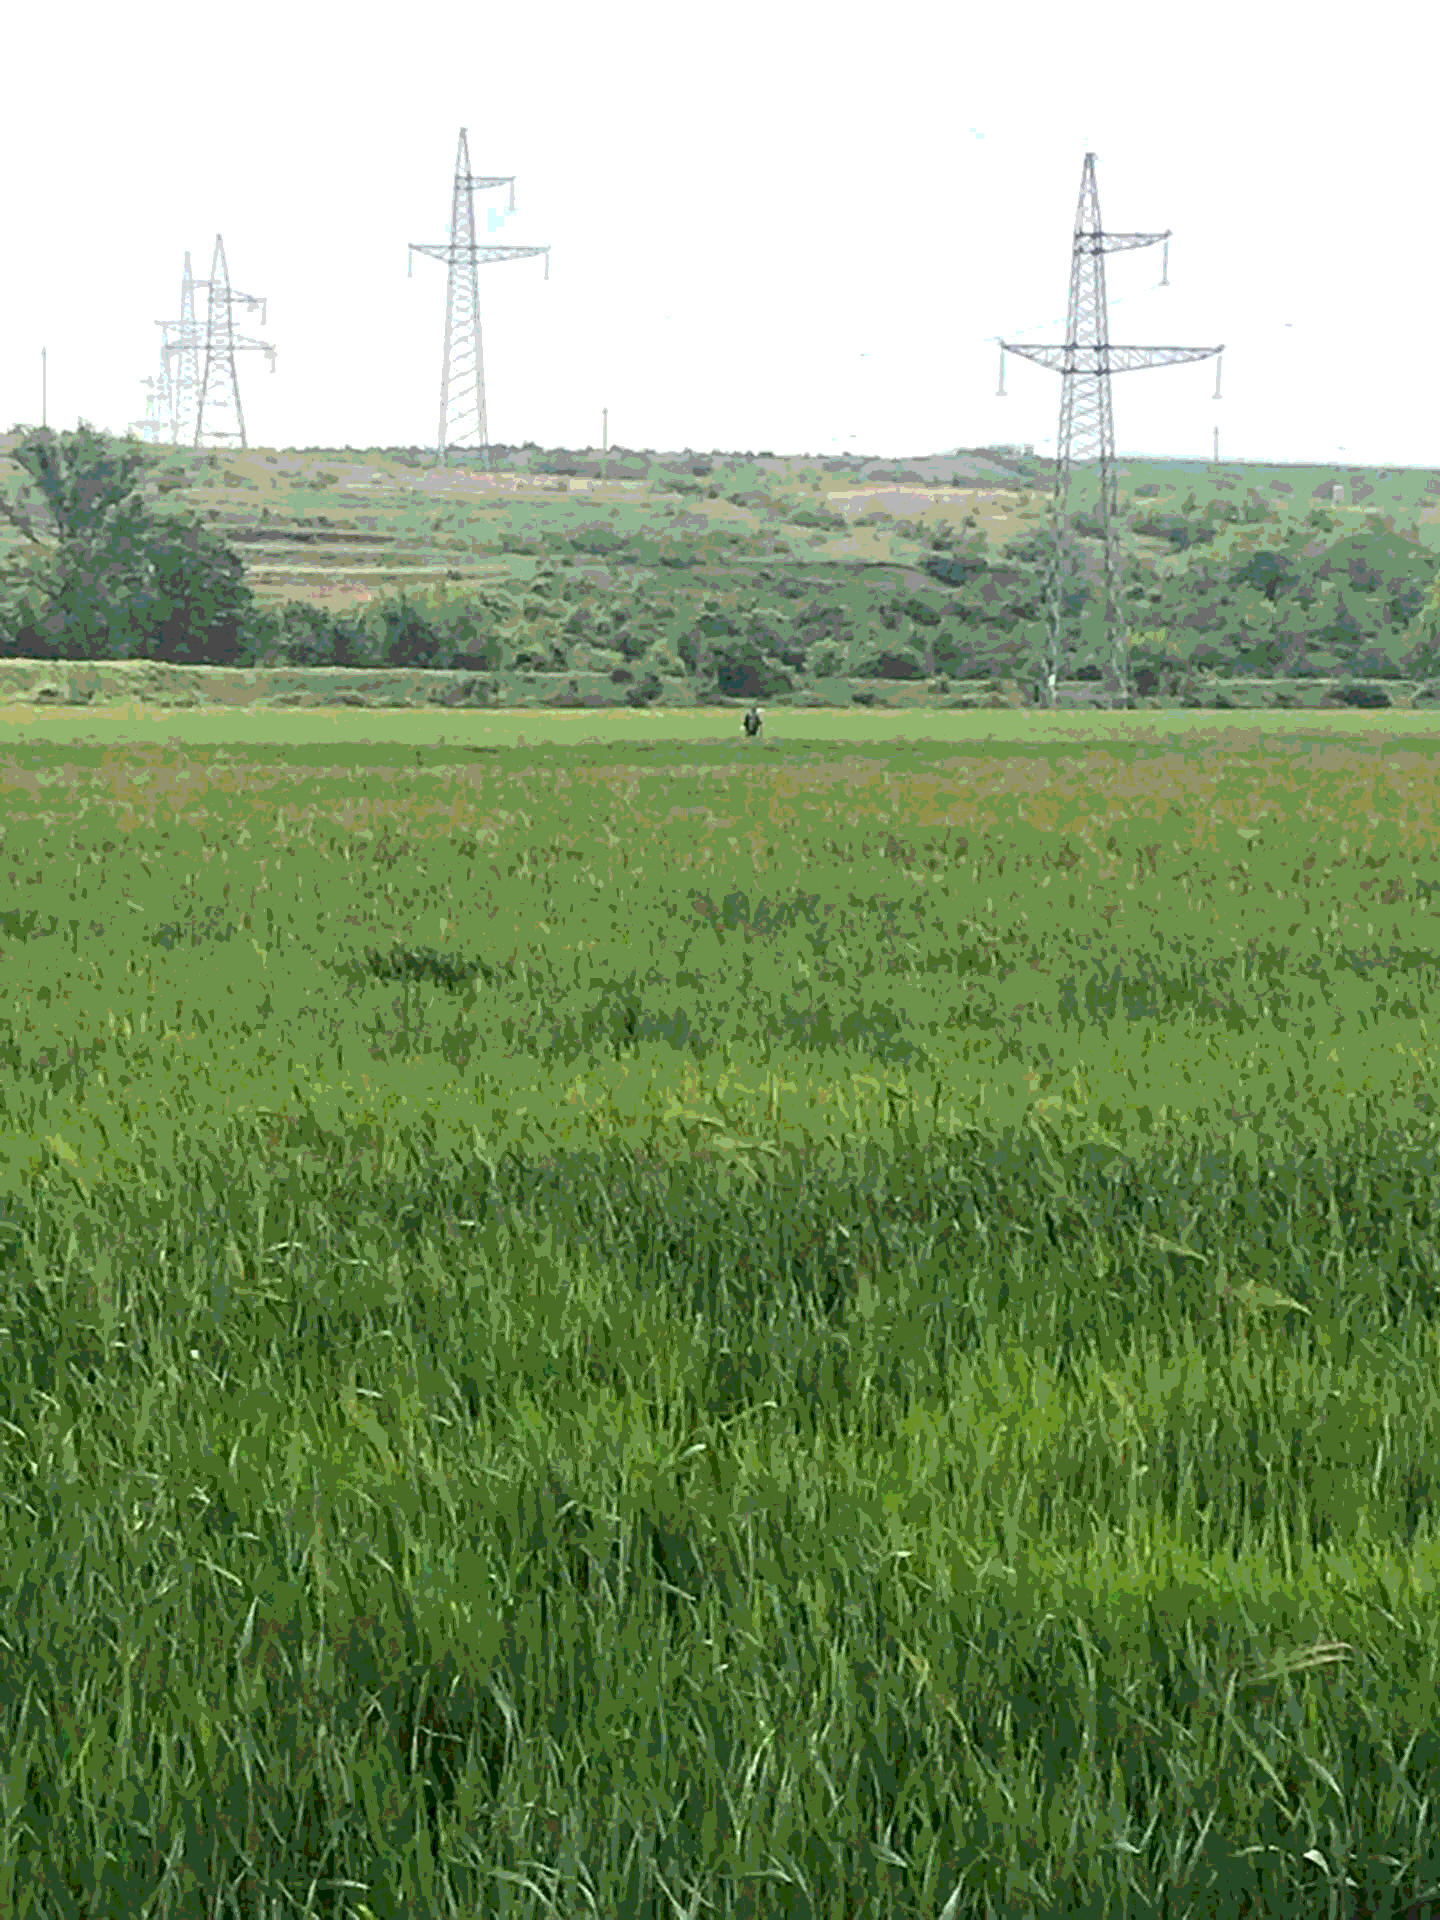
1092 229 1171 254
1104 344 1223 372
1000 342 1222 374
470 246 547 265
411 243 548 266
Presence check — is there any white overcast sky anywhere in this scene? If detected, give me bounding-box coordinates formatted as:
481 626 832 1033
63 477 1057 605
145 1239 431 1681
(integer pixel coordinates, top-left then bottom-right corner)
1 0 1431 468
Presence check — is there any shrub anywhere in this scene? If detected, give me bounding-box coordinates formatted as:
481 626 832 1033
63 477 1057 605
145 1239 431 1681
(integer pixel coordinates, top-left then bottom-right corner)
807 639 850 678
408 582 503 671
1330 681 1391 708
271 602 368 669
625 670 664 706
855 646 925 681
435 675 498 708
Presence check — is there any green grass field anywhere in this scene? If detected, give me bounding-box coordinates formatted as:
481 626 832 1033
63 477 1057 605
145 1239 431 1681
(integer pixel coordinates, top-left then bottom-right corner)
4 710 1440 1918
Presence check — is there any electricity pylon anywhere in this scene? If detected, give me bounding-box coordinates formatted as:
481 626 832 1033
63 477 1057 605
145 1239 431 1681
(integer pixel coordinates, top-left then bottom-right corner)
130 353 171 444
409 126 550 468
152 252 204 446
192 234 276 450
998 153 1223 708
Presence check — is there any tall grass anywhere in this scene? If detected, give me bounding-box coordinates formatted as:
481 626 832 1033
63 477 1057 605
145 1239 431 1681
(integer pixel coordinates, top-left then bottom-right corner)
4 728 1440 1915
6 1118 1440 1916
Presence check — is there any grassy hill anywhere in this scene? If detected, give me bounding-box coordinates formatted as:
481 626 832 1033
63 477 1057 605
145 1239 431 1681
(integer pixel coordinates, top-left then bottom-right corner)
3 436 1439 710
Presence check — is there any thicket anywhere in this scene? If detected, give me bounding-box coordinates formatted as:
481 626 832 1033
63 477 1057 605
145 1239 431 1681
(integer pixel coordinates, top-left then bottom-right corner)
1132 493 1440 683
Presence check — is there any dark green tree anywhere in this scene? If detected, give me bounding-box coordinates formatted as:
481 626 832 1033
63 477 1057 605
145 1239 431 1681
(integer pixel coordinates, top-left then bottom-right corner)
144 517 252 663
706 632 793 699
0 421 259 664
5 420 148 544
366 592 444 669
920 522 990 589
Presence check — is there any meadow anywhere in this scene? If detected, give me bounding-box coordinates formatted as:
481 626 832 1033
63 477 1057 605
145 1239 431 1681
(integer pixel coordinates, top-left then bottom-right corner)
4 706 1440 1918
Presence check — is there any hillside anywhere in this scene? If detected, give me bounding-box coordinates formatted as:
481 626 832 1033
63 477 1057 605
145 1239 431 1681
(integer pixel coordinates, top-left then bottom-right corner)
3 435 1440 710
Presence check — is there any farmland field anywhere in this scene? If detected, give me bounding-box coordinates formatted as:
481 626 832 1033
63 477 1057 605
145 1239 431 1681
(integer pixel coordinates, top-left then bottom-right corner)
5 708 1440 1918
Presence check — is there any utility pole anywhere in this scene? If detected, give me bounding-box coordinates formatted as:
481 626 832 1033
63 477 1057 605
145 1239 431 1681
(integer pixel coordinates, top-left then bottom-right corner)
193 235 276 450
998 153 1223 709
41 348 46 429
409 127 550 470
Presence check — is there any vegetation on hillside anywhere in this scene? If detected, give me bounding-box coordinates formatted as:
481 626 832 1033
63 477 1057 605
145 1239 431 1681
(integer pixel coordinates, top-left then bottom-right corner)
2 423 1438 705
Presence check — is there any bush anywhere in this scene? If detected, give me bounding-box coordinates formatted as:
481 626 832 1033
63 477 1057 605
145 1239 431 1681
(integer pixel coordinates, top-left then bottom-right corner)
566 526 629 557
270 602 369 669
1329 681 1391 708
625 670 664 706
409 582 503 671
855 646 925 681
807 638 850 677
899 595 942 628
690 630 793 700
435 675 498 708
923 546 988 586
144 518 252 664
1132 509 1219 552
363 593 445 669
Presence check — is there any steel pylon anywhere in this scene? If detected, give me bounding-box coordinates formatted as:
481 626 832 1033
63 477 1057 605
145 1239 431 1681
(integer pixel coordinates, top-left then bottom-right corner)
156 252 205 447
191 235 276 450
999 153 1223 708
130 353 171 445
409 127 551 468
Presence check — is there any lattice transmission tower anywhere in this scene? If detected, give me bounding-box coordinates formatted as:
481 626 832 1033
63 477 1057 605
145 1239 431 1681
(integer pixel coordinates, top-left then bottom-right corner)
137 253 201 446
129 360 171 444
409 127 551 468
998 153 1224 708
191 235 276 450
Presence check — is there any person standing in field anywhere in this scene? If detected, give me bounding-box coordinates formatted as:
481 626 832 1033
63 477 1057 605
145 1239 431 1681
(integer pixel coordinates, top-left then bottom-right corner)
743 705 763 740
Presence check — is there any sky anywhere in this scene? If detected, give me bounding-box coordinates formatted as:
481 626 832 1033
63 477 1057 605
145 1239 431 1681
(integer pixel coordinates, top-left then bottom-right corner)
1 0 1432 469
